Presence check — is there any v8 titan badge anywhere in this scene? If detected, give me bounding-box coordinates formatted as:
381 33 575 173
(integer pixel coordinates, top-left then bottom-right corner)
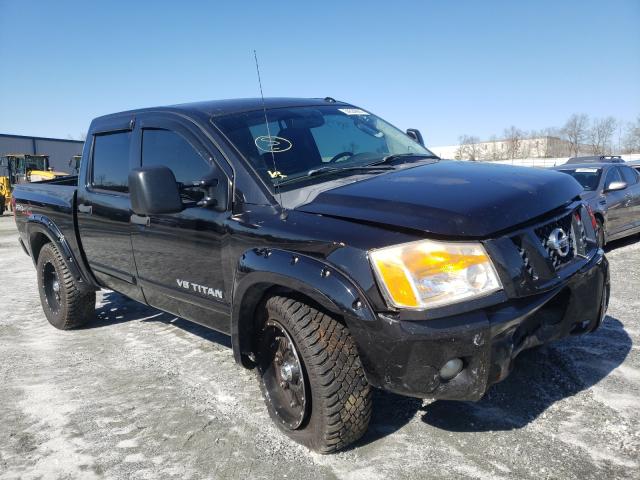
255 135 292 153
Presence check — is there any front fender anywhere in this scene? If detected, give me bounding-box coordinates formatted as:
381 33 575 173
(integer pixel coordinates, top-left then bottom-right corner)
231 248 377 367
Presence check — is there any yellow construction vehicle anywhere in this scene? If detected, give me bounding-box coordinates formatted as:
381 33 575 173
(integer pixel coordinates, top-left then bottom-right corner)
0 154 68 213
0 175 9 215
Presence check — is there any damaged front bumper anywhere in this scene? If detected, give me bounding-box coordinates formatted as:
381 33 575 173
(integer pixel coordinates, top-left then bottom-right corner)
355 249 609 401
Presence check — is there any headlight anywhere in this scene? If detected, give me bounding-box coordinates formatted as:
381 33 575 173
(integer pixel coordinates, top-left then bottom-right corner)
370 239 502 309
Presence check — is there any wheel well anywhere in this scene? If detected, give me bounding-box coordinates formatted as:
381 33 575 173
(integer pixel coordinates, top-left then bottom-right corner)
29 232 51 264
236 283 346 367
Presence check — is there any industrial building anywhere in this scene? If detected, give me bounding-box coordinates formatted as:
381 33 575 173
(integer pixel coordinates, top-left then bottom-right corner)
431 136 586 161
0 133 84 173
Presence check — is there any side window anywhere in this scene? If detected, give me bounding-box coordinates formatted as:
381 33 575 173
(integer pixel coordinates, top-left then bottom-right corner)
604 167 623 189
91 131 131 193
621 166 639 185
141 129 212 204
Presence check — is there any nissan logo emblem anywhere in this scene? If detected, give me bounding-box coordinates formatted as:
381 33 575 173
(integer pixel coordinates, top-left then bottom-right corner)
547 228 571 257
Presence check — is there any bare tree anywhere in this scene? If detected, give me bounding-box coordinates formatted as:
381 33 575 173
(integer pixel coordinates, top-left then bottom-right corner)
503 126 525 159
588 117 617 155
486 135 501 160
455 135 482 160
562 114 589 157
622 116 640 153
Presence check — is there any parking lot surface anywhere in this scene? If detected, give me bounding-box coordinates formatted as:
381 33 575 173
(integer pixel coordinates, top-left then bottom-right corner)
0 214 638 479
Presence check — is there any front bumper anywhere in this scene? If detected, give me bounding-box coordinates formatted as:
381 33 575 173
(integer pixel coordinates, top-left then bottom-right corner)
354 250 609 401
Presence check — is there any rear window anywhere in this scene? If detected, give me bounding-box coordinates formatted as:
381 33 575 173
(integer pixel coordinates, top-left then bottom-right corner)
91 131 131 193
557 168 602 191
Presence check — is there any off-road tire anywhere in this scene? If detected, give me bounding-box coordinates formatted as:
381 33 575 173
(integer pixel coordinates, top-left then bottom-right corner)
256 296 372 453
36 242 95 329
596 219 605 247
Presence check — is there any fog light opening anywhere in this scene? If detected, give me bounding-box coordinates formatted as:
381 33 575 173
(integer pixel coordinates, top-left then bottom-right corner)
439 358 464 381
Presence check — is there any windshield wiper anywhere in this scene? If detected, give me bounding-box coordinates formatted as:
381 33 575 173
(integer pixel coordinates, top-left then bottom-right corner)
276 164 394 186
370 153 440 166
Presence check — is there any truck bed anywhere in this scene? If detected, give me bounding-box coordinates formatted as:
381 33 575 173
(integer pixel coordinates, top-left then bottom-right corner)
14 177 77 208
12 178 79 263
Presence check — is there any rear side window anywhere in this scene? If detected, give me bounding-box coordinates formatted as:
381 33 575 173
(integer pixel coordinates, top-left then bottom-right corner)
91 131 131 193
621 166 639 185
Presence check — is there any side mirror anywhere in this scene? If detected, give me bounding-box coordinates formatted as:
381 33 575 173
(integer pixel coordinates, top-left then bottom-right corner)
406 128 425 146
129 166 183 215
190 171 228 212
604 180 627 192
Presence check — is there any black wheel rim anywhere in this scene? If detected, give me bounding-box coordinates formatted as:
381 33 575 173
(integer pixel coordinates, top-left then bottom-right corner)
258 319 308 430
43 261 61 313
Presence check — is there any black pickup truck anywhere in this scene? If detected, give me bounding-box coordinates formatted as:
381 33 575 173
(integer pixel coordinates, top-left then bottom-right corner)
13 98 609 453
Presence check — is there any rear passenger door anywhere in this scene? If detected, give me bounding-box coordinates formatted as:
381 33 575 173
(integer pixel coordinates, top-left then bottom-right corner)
130 114 232 332
76 120 143 302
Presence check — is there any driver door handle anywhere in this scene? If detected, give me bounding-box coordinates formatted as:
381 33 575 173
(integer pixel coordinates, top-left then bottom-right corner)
624 194 633 206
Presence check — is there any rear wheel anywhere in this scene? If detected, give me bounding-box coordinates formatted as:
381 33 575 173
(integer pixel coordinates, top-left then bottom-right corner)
36 242 96 329
256 296 372 453
596 218 605 247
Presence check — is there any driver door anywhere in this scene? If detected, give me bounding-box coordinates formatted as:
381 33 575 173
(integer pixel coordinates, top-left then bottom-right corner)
602 167 628 237
620 166 640 228
130 115 232 333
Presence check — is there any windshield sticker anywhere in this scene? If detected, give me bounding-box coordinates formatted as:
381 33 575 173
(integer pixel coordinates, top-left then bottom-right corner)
255 136 292 153
338 108 369 116
575 168 599 173
267 170 287 179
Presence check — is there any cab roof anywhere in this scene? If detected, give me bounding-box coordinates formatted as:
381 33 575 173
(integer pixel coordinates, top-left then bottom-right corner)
555 162 633 170
565 155 624 164
555 163 610 170
95 97 351 122
1 154 49 158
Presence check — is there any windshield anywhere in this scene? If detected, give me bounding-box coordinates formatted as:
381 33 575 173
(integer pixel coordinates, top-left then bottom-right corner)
24 157 48 171
213 105 434 188
557 168 602 191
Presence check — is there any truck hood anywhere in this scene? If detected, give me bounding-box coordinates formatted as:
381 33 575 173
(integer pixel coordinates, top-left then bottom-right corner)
295 161 583 237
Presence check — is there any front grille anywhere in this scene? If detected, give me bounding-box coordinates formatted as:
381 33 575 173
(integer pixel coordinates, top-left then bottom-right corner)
535 211 576 269
500 203 594 296
513 238 539 281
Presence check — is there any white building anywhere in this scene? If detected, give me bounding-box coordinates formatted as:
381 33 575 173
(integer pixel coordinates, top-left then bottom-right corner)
431 136 586 161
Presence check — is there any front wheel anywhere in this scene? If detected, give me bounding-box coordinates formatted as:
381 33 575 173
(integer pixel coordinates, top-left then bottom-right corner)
256 296 372 453
36 242 96 329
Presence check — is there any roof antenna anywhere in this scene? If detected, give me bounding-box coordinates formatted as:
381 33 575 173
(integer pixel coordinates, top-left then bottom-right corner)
253 50 287 220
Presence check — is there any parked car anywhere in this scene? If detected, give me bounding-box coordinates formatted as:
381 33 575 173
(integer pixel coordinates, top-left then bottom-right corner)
628 159 640 174
12 98 609 453
552 162 640 245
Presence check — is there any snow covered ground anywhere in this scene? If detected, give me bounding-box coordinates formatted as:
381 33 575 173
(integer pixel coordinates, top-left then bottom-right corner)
0 214 638 480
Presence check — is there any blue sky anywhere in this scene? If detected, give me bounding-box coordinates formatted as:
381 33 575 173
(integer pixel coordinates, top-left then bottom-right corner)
0 0 638 146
